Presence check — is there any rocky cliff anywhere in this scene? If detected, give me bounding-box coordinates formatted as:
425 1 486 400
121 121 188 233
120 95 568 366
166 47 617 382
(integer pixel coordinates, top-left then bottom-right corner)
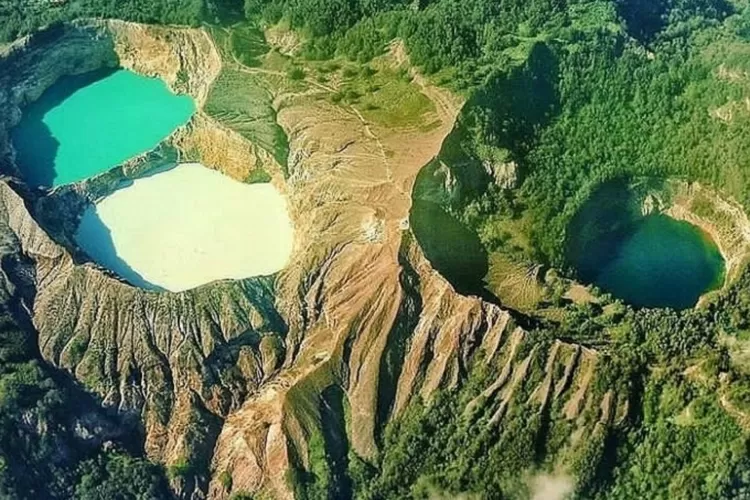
0 22 624 499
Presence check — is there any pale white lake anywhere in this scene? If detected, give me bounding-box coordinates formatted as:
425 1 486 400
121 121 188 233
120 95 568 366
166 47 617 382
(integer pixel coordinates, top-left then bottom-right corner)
75 163 293 292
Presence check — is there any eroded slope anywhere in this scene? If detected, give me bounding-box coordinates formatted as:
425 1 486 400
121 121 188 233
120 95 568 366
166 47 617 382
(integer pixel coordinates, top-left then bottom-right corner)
0 22 626 499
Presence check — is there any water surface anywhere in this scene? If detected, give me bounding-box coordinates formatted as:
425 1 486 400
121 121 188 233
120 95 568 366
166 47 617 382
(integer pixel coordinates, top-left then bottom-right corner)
585 215 725 309
410 199 488 297
12 69 194 187
75 163 293 292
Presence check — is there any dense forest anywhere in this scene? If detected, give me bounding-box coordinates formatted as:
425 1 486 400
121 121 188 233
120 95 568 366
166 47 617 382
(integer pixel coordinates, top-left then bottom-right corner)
0 0 206 42
4 0 750 498
0 305 170 498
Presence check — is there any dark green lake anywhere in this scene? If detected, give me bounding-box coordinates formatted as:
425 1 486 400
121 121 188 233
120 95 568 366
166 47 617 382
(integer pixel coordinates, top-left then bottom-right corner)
580 214 725 309
12 69 194 187
409 199 488 297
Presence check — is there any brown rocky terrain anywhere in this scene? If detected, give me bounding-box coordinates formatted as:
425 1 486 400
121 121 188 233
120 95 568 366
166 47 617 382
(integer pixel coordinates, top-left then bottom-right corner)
0 21 626 498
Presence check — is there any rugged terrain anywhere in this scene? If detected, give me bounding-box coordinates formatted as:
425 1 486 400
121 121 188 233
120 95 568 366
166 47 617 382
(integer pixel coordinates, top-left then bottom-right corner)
0 20 630 499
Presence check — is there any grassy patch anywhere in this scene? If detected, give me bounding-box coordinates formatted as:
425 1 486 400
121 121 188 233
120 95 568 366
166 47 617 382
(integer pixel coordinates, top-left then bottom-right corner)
287 66 306 80
336 68 434 128
219 470 233 491
228 492 253 500
65 335 88 366
167 457 192 480
230 24 268 67
207 26 233 61
485 252 546 313
358 78 433 128
204 69 289 171
246 167 272 183
264 49 294 72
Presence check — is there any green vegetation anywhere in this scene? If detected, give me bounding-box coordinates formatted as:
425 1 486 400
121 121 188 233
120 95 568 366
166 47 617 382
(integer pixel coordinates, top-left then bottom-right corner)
167 457 193 480
296 431 334 498
219 469 233 490
76 453 171 500
287 66 306 80
203 68 290 170
259 0 743 306
350 67 434 128
246 166 272 183
0 308 170 499
229 24 267 67
406 0 750 281
229 492 254 500
0 0 206 42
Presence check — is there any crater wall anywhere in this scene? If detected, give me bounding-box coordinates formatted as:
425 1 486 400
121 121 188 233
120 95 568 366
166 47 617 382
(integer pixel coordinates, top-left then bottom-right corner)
0 24 627 499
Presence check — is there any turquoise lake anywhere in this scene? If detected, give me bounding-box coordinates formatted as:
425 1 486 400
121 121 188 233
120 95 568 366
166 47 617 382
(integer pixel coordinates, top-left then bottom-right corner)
589 215 725 309
12 69 194 187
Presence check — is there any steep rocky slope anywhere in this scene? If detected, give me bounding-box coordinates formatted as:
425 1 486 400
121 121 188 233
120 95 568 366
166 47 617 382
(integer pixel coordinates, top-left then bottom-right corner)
0 21 625 499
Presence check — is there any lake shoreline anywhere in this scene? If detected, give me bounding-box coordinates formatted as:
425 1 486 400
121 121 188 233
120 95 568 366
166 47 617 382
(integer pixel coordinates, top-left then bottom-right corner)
75 162 293 292
11 68 195 187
